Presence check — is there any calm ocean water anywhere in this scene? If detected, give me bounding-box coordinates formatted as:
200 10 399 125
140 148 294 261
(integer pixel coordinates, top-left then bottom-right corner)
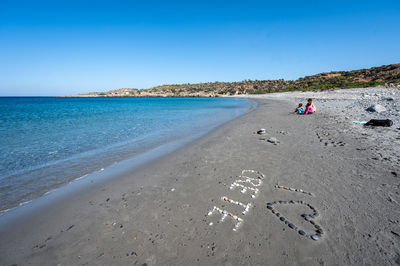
0 97 252 212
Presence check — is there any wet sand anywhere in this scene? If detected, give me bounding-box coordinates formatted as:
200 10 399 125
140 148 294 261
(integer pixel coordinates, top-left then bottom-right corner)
0 93 399 265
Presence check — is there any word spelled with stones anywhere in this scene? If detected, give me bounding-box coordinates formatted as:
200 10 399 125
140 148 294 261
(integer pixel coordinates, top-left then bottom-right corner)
207 170 265 231
267 185 324 241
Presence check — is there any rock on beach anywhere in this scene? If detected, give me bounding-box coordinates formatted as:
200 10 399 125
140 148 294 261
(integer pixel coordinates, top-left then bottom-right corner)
366 104 386 113
267 137 280 144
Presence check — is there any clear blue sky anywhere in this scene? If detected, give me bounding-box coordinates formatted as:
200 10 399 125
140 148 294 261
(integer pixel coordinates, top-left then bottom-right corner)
0 0 399 96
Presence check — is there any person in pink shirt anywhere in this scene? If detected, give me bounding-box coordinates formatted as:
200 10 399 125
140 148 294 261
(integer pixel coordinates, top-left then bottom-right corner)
304 98 316 114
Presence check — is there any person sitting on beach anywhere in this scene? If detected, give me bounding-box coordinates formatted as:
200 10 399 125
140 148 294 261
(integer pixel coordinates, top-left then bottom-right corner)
308 98 316 112
304 98 316 115
295 103 305 114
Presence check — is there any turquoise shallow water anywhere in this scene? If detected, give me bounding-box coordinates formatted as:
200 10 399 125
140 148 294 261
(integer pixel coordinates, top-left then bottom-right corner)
0 97 252 212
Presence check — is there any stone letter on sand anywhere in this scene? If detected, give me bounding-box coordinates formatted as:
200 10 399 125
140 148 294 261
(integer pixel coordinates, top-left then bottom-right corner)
221 196 252 215
230 170 265 198
230 182 259 198
207 206 244 231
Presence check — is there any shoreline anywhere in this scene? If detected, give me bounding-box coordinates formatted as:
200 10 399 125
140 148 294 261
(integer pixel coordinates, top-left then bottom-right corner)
0 134 221 223
0 89 399 265
0 97 255 214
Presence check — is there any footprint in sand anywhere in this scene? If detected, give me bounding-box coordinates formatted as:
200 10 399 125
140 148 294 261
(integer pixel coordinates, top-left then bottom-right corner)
316 131 346 147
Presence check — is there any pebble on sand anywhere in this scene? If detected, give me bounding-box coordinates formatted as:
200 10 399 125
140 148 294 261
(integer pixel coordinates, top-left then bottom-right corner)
267 137 280 144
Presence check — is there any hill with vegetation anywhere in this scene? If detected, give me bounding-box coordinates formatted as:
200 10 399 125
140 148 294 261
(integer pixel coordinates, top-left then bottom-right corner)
75 63 400 97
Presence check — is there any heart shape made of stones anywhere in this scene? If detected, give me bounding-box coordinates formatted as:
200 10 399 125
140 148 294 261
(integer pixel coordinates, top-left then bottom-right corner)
266 200 324 241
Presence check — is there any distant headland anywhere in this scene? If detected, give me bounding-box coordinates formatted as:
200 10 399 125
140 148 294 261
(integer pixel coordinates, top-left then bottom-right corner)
72 63 400 97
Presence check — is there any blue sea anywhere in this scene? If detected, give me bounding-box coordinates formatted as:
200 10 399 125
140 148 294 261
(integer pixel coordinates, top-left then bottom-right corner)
0 97 253 212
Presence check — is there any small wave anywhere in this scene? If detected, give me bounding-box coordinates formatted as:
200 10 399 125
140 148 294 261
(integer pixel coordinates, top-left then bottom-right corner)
19 200 33 206
0 207 13 216
44 188 57 195
74 174 88 181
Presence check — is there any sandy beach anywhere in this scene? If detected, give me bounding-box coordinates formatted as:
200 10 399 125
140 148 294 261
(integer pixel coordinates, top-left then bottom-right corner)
0 87 399 265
